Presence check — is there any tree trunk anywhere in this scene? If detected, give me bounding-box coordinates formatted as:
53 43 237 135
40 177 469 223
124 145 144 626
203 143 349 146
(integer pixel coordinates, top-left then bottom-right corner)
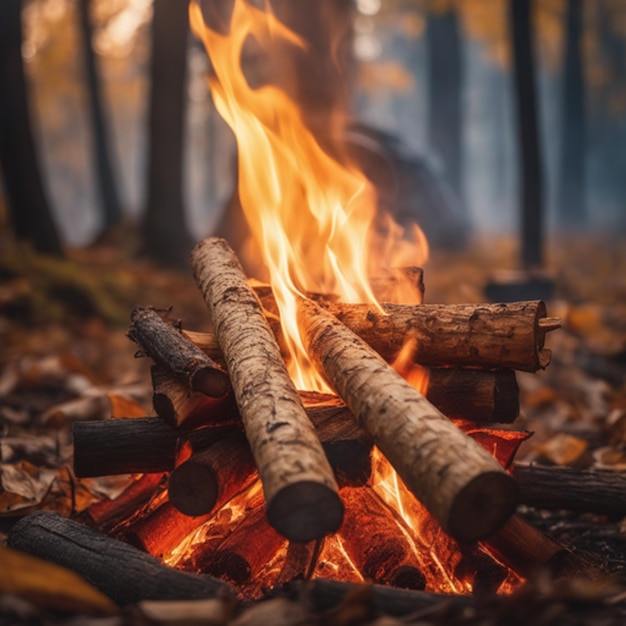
558 0 586 226
142 0 192 269
0 0 63 256
77 0 123 234
510 0 544 269
426 2 464 202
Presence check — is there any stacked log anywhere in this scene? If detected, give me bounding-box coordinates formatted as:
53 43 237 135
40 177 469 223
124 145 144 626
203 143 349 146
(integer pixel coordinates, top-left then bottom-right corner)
65 236 570 594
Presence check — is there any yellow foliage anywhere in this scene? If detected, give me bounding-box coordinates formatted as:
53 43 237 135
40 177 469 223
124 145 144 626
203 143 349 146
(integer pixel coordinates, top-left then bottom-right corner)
0 545 117 614
358 60 415 96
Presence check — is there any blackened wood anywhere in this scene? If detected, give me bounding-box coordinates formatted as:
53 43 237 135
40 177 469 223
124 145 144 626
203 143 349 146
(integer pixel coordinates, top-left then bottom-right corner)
168 435 257 516
427 368 519 423
513 463 626 518
7 511 232 605
129 307 229 397
296 578 471 617
191 237 342 542
73 418 180 477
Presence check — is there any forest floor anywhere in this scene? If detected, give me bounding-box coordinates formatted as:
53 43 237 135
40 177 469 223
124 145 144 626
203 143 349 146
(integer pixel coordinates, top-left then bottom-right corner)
0 233 625 624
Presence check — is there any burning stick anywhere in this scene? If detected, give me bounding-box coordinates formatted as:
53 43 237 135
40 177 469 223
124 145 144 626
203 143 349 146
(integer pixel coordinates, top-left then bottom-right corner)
168 435 257 516
7 511 232 605
128 306 230 398
297 298 518 542
339 486 426 589
191 237 343 542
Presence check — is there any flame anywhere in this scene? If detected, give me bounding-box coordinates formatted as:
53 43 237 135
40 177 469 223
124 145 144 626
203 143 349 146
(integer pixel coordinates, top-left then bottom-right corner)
391 337 430 392
190 0 427 390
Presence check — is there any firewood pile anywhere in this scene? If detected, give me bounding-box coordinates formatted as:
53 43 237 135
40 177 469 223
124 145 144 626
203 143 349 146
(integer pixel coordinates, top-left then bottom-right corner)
4 237 626 624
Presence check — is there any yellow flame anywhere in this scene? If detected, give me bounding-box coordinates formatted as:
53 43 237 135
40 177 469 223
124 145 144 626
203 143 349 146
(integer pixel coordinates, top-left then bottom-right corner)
190 0 427 390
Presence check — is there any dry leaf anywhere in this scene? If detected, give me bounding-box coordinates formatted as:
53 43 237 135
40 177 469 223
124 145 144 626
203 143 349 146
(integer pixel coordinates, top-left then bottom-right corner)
0 545 117 614
536 433 592 468
138 597 233 625
108 392 147 418
0 461 56 514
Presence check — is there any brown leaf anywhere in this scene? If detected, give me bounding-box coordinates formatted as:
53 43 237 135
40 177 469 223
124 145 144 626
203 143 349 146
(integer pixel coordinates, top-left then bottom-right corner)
108 392 147 418
0 461 56 515
0 545 117 614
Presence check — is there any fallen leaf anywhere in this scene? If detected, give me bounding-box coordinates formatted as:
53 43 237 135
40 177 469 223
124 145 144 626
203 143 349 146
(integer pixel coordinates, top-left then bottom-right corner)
0 545 117 614
108 392 147 418
0 461 56 514
536 433 592 468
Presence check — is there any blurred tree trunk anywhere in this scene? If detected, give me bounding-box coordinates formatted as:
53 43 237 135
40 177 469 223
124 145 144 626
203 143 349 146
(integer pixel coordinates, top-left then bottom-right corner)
142 0 192 269
78 0 123 234
558 0 586 227
0 0 63 256
426 1 463 203
510 0 544 269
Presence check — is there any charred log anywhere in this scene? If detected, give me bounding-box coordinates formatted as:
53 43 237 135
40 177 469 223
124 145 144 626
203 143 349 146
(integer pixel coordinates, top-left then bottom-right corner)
513 463 626 518
7 511 232 605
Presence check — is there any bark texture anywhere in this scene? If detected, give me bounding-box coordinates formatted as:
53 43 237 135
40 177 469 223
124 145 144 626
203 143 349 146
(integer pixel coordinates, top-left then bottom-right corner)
191 238 342 541
188 298 556 372
513 463 626 517
297 297 518 542
151 365 236 428
7 511 232 605
129 307 229 398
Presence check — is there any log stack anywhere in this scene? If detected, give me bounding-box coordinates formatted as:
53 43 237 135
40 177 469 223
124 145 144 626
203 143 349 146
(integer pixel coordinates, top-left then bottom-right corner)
66 237 567 595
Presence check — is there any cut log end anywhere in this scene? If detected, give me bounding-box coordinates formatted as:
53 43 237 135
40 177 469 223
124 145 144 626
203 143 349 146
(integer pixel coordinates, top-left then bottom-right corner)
266 481 344 543
447 471 519 543
190 367 230 398
167 464 219 517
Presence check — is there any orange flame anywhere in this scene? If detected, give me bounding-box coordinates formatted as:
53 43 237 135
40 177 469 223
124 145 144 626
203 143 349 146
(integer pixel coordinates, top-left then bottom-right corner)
190 0 427 390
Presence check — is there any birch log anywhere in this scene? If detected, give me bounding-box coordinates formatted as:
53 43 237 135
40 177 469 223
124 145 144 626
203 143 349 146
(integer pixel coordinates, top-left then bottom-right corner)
186 301 559 372
191 237 342 542
297 297 518 542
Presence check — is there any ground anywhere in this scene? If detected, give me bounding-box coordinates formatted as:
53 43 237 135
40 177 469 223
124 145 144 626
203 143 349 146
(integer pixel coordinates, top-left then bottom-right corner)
0 233 625 624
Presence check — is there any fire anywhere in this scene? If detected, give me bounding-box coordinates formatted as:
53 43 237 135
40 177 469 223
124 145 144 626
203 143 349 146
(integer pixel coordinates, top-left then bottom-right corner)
189 0 427 390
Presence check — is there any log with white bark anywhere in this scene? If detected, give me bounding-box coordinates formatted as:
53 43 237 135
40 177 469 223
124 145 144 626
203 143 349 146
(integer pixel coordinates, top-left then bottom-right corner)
186 300 559 373
191 237 342 542
297 297 518 542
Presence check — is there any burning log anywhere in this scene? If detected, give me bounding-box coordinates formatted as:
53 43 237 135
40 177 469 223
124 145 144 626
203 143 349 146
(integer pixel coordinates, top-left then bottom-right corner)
81 472 166 532
7 511 233 605
513 463 626 518
297 297 518 542
168 434 257 516
191 237 342 542
339 486 426 589
185 331 521 424
151 365 237 429
186 299 558 372
73 404 373 484
242 284 559 372
123 500 213 558
203 497 287 586
128 306 230 398
323 300 559 372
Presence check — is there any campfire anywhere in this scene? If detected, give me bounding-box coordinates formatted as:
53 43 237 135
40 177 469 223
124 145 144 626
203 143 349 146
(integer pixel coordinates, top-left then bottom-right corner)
5 0 579 612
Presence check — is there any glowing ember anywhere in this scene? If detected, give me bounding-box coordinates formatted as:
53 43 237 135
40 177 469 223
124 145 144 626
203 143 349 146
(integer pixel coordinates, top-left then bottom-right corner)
189 0 427 390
